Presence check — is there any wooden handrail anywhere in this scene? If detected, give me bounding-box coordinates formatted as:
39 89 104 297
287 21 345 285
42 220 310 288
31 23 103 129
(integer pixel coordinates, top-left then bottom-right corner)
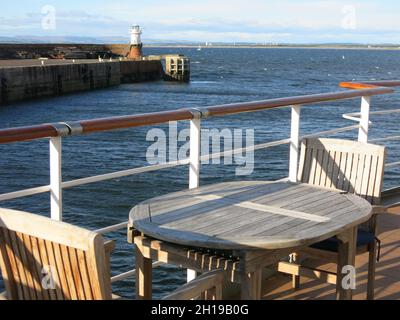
206 87 392 117
0 81 397 144
0 124 59 144
80 109 194 134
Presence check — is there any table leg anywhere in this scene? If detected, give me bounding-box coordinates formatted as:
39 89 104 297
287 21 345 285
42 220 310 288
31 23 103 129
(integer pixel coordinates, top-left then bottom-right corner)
135 243 152 300
336 227 358 300
236 248 297 300
240 269 262 300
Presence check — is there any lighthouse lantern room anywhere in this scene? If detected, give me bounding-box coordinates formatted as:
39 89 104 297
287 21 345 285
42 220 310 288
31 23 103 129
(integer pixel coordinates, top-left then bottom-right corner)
130 25 142 45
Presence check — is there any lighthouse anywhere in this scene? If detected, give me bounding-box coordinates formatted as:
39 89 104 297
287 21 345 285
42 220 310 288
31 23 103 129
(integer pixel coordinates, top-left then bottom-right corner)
128 25 143 60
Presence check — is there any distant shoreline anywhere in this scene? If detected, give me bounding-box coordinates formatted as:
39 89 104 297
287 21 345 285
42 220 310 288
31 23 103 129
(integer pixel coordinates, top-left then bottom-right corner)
144 44 400 51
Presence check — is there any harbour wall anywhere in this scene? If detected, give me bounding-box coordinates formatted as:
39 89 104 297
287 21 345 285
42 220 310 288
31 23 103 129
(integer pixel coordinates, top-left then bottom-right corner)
0 60 164 105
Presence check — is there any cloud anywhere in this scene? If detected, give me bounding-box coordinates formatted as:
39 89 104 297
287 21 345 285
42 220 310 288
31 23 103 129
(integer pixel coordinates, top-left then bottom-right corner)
0 9 129 36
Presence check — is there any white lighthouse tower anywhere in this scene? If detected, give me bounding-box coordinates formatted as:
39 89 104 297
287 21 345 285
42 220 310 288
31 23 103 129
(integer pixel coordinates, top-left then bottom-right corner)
128 25 143 60
130 25 142 45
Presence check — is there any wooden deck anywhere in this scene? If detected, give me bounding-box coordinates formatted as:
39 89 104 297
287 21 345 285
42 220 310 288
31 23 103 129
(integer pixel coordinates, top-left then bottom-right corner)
261 205 400 300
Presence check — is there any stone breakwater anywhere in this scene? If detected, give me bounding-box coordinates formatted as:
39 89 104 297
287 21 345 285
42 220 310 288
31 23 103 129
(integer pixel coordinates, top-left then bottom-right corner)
0 59 164 105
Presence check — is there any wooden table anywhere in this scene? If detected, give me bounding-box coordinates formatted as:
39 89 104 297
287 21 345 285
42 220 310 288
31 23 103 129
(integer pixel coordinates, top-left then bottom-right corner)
129 181 373 300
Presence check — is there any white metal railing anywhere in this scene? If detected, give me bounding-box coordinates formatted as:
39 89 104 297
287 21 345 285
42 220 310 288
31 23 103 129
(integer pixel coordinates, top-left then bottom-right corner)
1 94 397 286
343 107 400 168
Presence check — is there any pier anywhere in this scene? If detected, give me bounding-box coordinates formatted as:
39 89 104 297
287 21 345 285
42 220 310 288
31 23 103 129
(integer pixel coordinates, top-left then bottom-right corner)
0 59 165 105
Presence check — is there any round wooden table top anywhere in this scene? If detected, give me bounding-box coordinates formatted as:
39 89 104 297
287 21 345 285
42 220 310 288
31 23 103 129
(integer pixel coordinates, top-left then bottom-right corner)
129 181 373 250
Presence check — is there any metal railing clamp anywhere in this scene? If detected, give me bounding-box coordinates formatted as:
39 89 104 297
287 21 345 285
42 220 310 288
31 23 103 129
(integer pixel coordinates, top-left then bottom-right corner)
48 123 70 137
188 107 210 119
49 122 83 137
62 122 83 136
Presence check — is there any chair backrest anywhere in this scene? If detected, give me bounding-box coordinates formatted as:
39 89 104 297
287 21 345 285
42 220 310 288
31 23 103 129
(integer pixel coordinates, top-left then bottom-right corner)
298 138 386 205
0 208 111 300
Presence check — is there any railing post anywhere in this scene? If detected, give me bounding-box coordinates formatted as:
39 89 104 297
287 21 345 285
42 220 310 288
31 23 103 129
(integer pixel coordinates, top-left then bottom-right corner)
358 96 371 143
187 116 201 282
189 117 201 189
50 137 63 221
289 105 301 183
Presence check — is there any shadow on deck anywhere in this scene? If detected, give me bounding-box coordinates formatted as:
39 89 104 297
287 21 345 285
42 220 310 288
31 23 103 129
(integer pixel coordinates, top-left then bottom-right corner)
261 206 400 300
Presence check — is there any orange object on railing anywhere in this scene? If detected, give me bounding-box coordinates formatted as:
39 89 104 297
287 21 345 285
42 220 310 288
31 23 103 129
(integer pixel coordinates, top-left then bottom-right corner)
340 80 400 90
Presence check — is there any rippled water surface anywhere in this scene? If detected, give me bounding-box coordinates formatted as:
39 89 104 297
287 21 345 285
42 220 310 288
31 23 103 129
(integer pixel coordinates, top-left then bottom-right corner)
1 48 400 298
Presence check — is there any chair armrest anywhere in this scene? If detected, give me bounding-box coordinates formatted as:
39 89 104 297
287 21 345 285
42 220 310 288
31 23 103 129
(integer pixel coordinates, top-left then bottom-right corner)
104 240 116 255
372 205 388 216
163 270 225 300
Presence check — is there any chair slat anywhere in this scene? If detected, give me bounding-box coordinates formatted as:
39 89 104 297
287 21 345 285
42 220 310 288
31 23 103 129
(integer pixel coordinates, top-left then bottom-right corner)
337 151 348 191
309 148 319 184
366 155 378 204
354 154 366 197
360 155 372 200
319 149 329 187
348 153 360 194
52 242 71 300
0 228 17 299
9 231 30 299
314 148 324 186
342 153 353 192
301 146 312 183
60 244 78 300
37 238 57 300
325 151 335 188
297 142 307 182
22 234 43 300
68 247 86 300
86 252 103 300
44 240 65 300
331 151 342 189
16 232 37 300
2 229 23 299
77 250 94 300
30 237 50 300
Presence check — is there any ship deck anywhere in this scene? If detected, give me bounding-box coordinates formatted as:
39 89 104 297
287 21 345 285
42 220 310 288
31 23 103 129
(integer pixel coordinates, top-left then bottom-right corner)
260 205 400 300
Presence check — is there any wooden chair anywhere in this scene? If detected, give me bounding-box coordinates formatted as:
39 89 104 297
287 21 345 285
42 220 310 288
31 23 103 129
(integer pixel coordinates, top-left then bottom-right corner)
0 208 226 301
0 208 115 300
278 138 387 300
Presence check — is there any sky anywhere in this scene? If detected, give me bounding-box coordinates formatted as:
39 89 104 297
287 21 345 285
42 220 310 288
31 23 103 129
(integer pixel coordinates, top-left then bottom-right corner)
1 0 400 44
